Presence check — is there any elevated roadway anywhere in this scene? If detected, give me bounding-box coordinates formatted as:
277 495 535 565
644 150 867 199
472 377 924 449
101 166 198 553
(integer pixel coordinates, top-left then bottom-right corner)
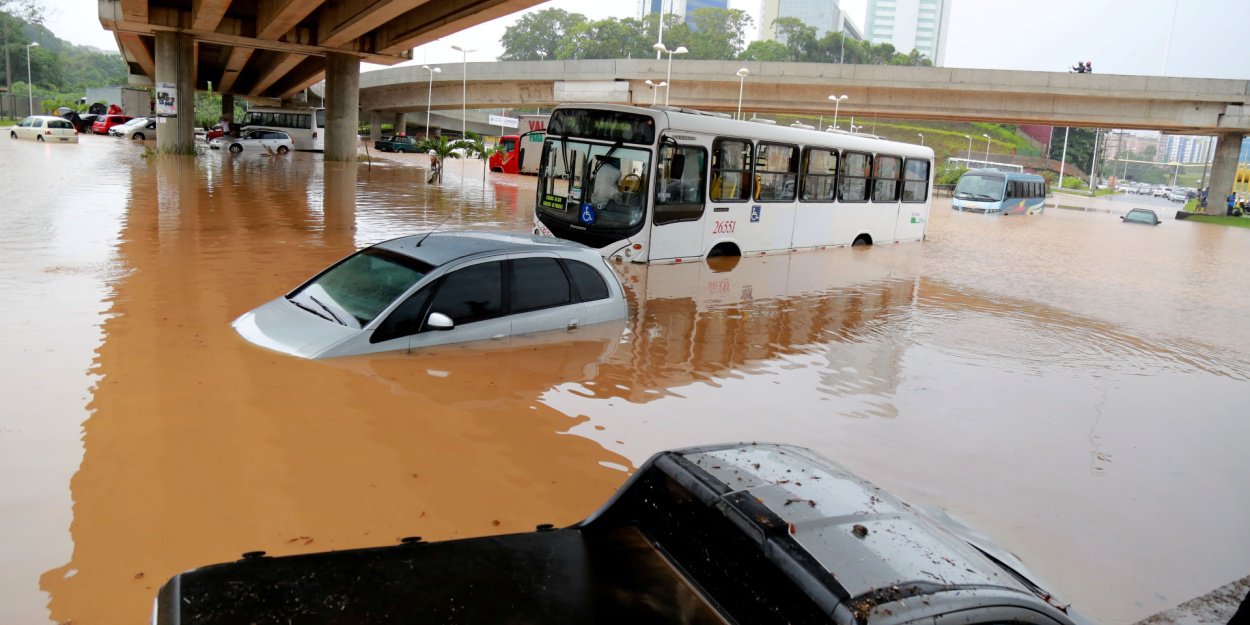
96 0 545 157
359 59 1248 213
360 59 1250 134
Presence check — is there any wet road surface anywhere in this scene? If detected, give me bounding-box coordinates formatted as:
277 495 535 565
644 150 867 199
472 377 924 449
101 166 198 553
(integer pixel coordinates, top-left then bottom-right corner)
1 136 1248 625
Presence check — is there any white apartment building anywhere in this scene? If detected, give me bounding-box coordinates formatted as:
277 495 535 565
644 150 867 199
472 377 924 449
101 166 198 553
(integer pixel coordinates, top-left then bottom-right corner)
864 0 951 65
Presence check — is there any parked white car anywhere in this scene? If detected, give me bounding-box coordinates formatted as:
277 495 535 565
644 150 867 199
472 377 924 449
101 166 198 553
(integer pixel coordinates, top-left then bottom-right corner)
110 117 149 137
8 115 78 143
209 129 294 154
120 118 157 141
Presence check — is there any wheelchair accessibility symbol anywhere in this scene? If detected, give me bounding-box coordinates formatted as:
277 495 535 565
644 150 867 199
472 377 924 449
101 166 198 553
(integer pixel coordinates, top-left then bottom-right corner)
579 203 597 225
750 205 761 223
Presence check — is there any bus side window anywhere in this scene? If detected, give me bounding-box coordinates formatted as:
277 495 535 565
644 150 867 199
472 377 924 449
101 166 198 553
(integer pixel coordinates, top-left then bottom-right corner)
756 143 799 202
801 148 838 202
710 138 751 202
839 152 872 202
872 155 902 202
902 159 930 202
655 144 708 225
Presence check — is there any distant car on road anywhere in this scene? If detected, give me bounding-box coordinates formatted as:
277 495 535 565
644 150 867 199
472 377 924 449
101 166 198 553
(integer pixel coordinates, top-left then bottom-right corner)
209 129 294 154
150 442 1093 625
9 115 79 143
91 114 133 135
109 117 149 137
1167 189 1187 202
1122 208 1161 225
1151 186 1170 198
233 231 628 359
120 118 157 141
374 134 422 152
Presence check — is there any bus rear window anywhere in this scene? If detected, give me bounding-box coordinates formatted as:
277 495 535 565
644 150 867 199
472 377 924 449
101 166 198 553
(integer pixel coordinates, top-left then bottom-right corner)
548 109 655 145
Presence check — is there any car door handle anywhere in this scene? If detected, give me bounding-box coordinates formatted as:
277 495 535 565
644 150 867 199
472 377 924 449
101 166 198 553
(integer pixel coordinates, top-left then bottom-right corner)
567 319 579 331
490 333 506 341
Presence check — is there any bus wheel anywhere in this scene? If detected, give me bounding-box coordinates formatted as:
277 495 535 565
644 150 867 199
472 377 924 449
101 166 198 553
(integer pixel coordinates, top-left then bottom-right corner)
852 234 873 247
707 242 741 258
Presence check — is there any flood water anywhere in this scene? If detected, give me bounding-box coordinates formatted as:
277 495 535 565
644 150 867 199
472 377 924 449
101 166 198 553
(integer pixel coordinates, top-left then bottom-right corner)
1 137 1248 625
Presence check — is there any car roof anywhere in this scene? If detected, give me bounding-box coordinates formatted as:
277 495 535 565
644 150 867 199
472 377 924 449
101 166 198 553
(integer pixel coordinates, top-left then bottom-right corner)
373 231 596 268
677 445 1038 600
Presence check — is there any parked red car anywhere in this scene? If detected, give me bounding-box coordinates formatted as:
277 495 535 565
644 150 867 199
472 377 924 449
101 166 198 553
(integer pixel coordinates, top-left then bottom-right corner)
91 114 134 135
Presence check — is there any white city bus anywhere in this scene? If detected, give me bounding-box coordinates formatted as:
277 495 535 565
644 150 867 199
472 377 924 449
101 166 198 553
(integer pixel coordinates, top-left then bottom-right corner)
532 104 934 264
240 107 326 151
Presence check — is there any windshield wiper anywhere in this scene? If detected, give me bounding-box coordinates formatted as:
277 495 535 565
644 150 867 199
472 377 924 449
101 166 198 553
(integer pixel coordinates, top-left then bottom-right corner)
308 295 346 325
289 297 334 323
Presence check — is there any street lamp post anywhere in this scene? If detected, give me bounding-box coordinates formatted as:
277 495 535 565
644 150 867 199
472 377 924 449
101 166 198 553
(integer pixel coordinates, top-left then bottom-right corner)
964 134 972 164
735 68 749 120
26 42 38 115
450 45 476 140
644 80 667 106
422 65 441 138
653 43 687 106
982 133 991 167
1058 127 1071 189
827 94 847 129
917 133 924 146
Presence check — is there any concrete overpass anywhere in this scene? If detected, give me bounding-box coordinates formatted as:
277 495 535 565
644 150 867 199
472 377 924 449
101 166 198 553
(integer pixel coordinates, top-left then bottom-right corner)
97 0 545 157
358 58 1250 213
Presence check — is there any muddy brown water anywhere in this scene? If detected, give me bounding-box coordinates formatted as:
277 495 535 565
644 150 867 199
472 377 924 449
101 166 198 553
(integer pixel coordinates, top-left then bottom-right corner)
1 137 1247 625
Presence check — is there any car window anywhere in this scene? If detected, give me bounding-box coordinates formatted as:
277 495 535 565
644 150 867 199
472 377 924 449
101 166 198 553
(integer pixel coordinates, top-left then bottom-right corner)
564 259 610 302
245 131 263 139
371 286 433 344
18 118 31 127
32 119 44 128
510 257 571 313
48 120 73 130
427 261 504 326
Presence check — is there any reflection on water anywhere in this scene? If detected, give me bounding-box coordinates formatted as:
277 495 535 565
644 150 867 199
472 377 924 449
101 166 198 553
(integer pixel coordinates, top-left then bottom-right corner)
0 139 1247 625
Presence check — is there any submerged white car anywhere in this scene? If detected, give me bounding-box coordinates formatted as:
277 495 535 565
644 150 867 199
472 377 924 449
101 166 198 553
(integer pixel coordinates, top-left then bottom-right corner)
8 115 78 143
209 129 294 153
234 231 628 358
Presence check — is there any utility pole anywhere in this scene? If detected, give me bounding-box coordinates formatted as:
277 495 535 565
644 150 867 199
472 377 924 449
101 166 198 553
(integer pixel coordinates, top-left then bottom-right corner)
1089 129 1101 191
1057 127 1070 190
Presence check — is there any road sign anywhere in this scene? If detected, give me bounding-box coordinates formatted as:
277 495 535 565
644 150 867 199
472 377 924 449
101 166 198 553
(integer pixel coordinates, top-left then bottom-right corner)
489 114 518 129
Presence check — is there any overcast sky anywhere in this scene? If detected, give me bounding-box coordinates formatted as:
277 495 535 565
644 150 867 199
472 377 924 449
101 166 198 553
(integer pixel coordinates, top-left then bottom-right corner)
44 0 1250 80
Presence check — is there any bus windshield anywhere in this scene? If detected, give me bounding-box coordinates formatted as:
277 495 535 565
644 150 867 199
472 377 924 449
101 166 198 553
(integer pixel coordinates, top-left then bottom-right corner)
954 172 1007 202
537 139 651 230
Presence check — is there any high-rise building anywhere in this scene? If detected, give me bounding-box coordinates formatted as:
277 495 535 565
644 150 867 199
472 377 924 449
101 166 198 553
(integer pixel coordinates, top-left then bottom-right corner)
638 0 729 27
759 0 863 42
1156 135 1212 164
865 0 951 66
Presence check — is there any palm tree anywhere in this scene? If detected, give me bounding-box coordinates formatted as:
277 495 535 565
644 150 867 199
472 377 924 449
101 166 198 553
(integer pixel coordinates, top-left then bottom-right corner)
460 131 509 183
416 135 467 183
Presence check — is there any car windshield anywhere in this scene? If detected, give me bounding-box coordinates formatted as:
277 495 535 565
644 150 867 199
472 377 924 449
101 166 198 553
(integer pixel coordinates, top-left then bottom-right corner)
1124 210 1157 224
954 173 1006 201
289 248 433 327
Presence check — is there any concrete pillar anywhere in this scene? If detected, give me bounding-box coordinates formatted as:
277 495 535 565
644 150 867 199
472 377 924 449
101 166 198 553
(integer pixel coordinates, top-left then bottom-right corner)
395 113 408 136
368 111 382 141
1206 133 1245 216
324 52 360 162
154 31 195 154
221 93 234 124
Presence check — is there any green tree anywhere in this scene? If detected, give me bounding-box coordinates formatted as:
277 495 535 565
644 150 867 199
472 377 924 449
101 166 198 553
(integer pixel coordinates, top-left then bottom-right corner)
685 8 752 60
1047 127 1096 180
499 8 586 61
1 1 45 93
739 39 789 62
459 131 507 183
417 135 468 183
557 17 651 60
772 17 818 61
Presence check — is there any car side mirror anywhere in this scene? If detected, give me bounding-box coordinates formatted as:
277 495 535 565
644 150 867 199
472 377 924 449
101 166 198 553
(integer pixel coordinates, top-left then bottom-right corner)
427 312 454 331
1120 216 1125 220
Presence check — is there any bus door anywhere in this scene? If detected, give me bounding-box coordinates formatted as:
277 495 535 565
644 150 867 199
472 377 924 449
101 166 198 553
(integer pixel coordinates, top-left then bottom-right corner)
893 158 931 241
649 140 710 261
518 131 545 174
